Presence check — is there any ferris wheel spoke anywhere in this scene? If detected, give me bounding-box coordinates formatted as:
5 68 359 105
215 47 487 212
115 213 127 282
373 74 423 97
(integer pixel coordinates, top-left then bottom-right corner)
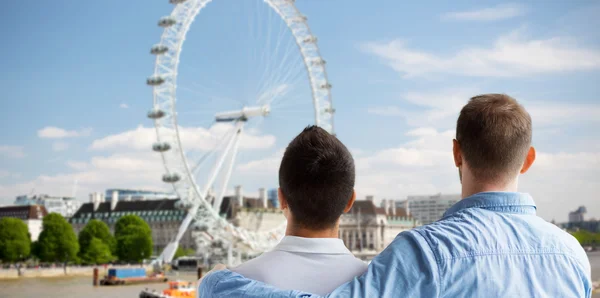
189 123 237 175
212 130 242 212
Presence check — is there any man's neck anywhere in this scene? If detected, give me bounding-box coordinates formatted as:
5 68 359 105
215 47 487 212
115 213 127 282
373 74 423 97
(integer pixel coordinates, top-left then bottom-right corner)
285 223 339 239
461 179 519 199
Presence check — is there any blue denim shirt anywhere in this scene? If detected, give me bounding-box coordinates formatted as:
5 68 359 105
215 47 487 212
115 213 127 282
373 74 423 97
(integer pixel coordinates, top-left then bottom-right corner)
200 192 592 297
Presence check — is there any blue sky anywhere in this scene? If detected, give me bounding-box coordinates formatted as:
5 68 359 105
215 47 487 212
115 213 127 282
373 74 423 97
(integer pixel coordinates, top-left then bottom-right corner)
0 0 598 222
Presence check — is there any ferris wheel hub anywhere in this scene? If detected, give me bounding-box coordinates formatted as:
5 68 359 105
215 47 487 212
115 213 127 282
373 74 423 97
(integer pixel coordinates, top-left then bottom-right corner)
215 105 270 122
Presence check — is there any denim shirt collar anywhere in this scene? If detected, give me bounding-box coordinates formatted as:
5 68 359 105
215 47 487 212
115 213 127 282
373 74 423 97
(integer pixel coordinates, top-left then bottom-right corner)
443 192 537 218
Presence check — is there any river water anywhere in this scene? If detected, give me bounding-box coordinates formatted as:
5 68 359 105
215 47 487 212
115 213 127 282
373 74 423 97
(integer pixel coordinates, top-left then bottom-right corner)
1 252 599 297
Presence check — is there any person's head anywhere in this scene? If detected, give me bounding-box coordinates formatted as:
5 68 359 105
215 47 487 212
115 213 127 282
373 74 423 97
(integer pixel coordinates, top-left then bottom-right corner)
278 125 356 231
453 94 536 190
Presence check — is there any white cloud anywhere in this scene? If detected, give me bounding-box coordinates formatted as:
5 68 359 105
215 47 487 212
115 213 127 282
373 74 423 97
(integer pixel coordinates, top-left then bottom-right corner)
66 161 89 171
0 125 277 204
362 29 600 78
368 88 600 130
237 150 284 174
90 124 275 152
52 142 69 152
442 4 526 22
0 151 169 203
349 128 599 222
120 103 129 109
0 146 25 158
38 126 92 139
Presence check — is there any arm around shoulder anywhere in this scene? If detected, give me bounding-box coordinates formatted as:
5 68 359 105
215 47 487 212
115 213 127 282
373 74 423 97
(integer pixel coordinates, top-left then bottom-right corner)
199 269 318 298
328 230 441 298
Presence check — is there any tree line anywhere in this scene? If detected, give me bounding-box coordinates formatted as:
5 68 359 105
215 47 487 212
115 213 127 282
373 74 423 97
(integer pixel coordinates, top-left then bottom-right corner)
0 214 155 264
571 229 600 247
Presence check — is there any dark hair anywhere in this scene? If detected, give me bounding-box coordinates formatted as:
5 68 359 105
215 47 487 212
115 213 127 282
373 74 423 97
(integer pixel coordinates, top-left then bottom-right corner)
456 94 532 183
279 126 355 230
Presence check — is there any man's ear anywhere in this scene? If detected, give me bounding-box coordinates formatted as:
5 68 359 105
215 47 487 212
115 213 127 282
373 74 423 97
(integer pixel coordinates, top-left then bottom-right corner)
520 146 536 174
277 188 287 210
453 139 462 168
343 190 356 213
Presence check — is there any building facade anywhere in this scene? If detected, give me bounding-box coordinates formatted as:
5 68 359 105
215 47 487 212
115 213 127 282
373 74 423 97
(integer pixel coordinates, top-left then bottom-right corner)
15 194 81 218
339 197 420 258
568 206 587 223
397 193 460 225
71 187 283 256
70 192 194 254
0 205 48 241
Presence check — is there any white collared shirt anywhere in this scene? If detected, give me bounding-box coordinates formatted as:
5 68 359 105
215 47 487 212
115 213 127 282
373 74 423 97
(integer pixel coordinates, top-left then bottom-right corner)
231 236 368 295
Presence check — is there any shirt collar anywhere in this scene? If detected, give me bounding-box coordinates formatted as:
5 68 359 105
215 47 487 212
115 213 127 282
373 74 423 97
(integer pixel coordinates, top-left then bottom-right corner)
273 236 352 255
443 192 537 218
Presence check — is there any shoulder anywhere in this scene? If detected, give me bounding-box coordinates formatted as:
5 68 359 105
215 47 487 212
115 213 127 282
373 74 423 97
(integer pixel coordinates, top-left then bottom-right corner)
230 251 274 279
541 223 591 273
346 255 369 272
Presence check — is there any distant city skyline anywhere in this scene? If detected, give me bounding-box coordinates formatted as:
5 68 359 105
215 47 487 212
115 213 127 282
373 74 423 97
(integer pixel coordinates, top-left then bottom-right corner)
0 1 599 222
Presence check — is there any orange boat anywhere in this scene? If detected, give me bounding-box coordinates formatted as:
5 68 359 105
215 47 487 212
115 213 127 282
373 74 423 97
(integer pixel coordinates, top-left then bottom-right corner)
139 281 196 298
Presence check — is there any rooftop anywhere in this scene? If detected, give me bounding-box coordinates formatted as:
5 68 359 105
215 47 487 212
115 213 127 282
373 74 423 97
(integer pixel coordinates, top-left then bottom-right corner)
0 205 48 220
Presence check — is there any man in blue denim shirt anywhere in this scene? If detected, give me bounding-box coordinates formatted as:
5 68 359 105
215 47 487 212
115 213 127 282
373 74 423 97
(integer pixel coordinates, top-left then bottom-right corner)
200 94 592 297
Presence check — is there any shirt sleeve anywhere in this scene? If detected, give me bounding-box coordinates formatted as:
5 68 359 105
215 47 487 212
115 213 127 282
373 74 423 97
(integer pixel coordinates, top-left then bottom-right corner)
199 230 440 298
199 269 318 298
328 230 440 297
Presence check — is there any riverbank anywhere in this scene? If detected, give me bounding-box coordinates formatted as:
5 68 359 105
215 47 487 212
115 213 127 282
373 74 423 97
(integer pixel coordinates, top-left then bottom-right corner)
0 265 153 279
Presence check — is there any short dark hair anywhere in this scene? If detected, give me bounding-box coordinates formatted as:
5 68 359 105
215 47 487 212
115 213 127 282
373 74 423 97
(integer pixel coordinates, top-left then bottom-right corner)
279 126 355 230
456 94 532 183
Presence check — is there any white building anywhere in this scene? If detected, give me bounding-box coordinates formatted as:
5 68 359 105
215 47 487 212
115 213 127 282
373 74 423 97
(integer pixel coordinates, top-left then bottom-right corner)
70 188 283 255
568 206 586 223
0 205 48 241
70 191 195 254
339 197 420 259
15 194 81 218
397 193 460 225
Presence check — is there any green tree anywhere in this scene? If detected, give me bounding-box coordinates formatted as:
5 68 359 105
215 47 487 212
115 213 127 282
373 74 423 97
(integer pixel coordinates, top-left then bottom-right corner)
36 213 79 262
0 218 31 263
78 219 115 263
83 238 113 264
115 215 151 236
115 215 152 262
174 247 195 259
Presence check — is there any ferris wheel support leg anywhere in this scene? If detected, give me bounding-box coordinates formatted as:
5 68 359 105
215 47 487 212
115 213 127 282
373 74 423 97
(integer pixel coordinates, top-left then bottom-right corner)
158 121 245 264
213 127 243 212
201 120 245 199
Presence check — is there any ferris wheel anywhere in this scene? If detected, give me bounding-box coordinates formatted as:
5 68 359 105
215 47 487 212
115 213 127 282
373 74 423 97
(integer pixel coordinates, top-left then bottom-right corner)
147 0 334 264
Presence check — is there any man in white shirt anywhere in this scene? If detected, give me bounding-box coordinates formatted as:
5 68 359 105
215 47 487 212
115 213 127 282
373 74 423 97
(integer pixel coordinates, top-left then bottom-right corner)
231 126 367 296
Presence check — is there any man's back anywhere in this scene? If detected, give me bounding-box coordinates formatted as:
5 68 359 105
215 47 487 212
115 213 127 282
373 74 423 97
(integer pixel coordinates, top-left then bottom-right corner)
422 192 590 297
232 236 367 296
331 192 592 297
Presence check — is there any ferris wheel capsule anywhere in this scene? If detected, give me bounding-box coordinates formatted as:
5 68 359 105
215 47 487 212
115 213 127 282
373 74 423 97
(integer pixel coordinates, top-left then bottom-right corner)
147 108 166 119
162 173 181 183
175 199 193 210
193 223 209 232
169 0 187 4
302 36 318 44
146 76 165 86
150 44 169 55
310 58 326 66
152 142 171 152
324 107 336 114
320 83 332 89
287 16 307 23
158 16 177 27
